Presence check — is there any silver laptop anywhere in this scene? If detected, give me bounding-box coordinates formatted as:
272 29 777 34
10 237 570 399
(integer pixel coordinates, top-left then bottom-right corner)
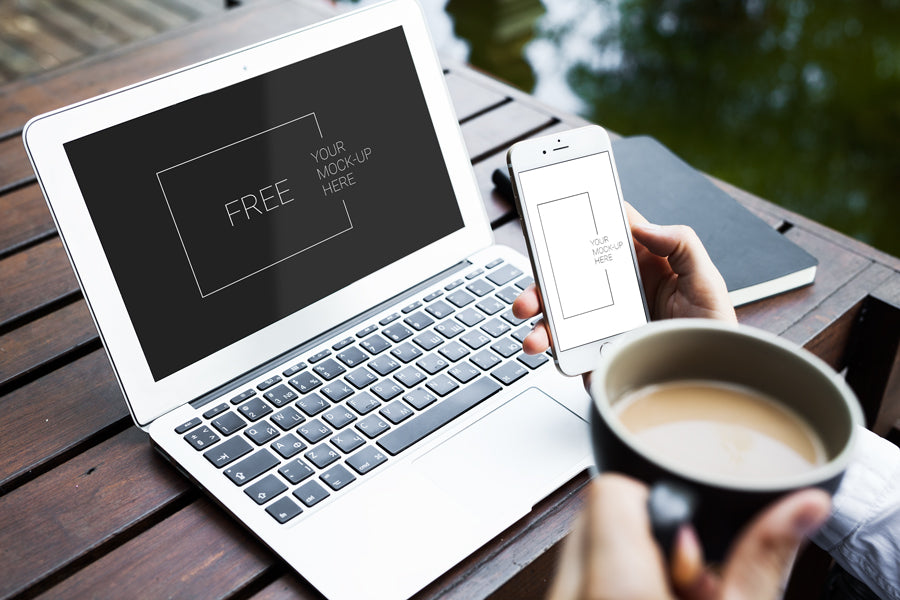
23 1 592 597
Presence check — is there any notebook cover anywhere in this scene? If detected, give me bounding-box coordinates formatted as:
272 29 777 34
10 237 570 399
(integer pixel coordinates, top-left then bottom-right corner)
611 136 818 306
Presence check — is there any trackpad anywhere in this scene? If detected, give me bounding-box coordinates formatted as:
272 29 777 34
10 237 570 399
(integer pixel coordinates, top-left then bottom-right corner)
412 387 591 522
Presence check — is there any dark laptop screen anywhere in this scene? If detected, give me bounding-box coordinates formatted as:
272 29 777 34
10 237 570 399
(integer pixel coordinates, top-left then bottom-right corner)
64 26 464 381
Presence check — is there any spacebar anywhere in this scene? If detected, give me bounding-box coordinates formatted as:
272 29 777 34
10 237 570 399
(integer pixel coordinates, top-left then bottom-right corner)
377 377 503 455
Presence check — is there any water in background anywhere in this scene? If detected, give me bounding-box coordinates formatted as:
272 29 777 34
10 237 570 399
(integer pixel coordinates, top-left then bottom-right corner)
346 0 900 256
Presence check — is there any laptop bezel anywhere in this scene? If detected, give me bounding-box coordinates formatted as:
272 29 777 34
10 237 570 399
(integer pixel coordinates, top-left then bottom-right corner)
23 0 492 427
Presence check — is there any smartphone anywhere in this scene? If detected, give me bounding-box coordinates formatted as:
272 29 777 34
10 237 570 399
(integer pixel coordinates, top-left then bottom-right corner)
507 125 650 376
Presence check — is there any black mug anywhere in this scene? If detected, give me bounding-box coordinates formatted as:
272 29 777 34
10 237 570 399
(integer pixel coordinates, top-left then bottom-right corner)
589 319 863 560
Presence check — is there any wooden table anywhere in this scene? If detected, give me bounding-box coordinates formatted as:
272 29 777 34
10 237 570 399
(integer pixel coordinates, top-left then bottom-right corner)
2 1 898 598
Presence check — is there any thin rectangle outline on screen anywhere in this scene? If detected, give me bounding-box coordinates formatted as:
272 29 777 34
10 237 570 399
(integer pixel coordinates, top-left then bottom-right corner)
155 111 354 298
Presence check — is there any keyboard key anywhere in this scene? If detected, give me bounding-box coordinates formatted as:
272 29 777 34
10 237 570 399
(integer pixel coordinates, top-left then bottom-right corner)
371 381 404 401
470 350 502 371
378 377 502 455
264 384 298 407
298 419 332 444
356 414 391 438
501 309 526 326
460 331 491 350
368 355 400 376
271 433 307 459
403 311 434 331
225 449 279 486
423 289 443 302
382 324 413 343
202 403 228 419
332 336 354 351
394 365 426 388
476 297 505 315
211 412 247 436
356 324 378 338
518 352 550 369
322 380 355 401
347 392 381 415
322 405 357 429
361 334 391 355
412 331 443 351
380 400 414 424
481 318 511 338
330 430 366 453
466 279 494 297
245 474 287 505
449 362 480 384
296 393 330 417
245 423 279 445
435 319 465 339
426 374 459 397
491 338 521 358
515 275 535 290
294 480 330 507
446 290 475 307
346 446 388 475
444 278 464 291
391 342 423 363
266 496 303 523
485 257 504 269
379 312 400 326
229 389 256 405
321 464 356 491
403 388 437 410
271 406 305 430
313 358 346 381
282 363 307 378
456 307 485 327
308 349 332 363
492 361 529 386
289 371 322 394
511 325 532 343
336 346 368 367
465 268 484 280
486 264 523 286
495 286 520 304
257 375 282 391
402 300 422 313
204 435 252 467
439 341 470 362
424 300 454 319
416 353 449 375
279 458 315 484
175 417 201 434
305 443 341 468
238 397 273 421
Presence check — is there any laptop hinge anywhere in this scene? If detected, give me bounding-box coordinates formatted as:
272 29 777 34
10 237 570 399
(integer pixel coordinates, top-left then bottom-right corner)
188 258 473 410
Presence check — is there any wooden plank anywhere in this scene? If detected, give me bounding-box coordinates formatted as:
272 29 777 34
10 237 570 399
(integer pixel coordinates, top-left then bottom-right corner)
0 9 84 71
0 299 98 389
0 427 191 599
0 132 33 188
460 101 555 163
0 237 79 329
0 0 336 134
247 574 315 600
492 218 527 257
15 0 121 53
736 227 871 336
34 497 274 600
0 183 56 257
0 349 127 489
64 0 159 42
444 70 508 122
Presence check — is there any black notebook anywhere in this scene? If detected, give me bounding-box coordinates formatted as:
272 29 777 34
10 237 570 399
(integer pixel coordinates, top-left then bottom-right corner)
609 136 818 306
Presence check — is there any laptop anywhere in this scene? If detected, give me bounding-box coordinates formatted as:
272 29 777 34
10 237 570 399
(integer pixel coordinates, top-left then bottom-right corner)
23 1 592 597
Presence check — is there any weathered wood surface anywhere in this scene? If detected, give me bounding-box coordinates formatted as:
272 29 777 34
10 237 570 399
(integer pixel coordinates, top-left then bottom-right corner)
0 1 897 599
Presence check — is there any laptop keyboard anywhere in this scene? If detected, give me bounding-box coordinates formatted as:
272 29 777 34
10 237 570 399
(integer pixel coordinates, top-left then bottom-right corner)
177 258 548 524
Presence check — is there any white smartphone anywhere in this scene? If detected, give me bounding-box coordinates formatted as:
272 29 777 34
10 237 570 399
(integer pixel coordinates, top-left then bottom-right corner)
507 125 650 376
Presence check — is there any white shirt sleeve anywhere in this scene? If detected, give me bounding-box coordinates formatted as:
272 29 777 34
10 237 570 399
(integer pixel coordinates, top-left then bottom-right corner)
812 426 900 600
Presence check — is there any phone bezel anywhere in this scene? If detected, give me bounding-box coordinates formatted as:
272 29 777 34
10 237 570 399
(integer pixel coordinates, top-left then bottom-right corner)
507 124 650 376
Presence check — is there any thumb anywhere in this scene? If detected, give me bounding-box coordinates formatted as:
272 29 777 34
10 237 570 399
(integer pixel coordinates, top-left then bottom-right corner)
720 489 831 600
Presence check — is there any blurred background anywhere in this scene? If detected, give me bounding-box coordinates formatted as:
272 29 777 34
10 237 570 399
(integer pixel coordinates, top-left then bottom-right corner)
2 0 898 255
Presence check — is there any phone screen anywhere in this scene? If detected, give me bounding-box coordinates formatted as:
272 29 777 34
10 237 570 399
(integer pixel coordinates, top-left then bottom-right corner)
518 151 647 352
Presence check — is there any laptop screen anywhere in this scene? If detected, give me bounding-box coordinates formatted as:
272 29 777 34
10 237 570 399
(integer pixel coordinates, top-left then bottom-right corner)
64 26 464 381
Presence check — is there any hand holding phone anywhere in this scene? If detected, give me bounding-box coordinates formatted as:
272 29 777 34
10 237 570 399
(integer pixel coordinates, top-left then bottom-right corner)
507 125 649 376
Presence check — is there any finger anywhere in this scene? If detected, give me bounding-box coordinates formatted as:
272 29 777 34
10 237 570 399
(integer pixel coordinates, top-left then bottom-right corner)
522 319 550 354
512 284 542 320
670 525 719 600
631 222 719 280
720 488 831 600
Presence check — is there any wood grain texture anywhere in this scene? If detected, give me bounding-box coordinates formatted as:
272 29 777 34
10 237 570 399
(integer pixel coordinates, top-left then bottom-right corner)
0 183 55 257
0 236 79 329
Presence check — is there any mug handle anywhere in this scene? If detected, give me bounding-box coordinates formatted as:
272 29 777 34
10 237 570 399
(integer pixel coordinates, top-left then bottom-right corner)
647 480 698 558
